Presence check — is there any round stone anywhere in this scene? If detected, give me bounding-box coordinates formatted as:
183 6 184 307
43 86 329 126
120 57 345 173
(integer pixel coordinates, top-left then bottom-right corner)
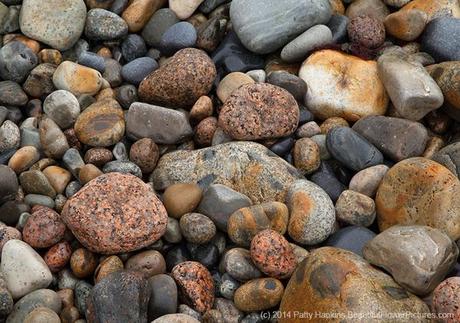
293 138 321 175
250 229 296 279
84 148 113 167
70 248 98 278
129 138 160 174
347 15 385 49
179 213 216 244
121 0 165 33
142 8 179 48
349 164 389 197
23 206 66 248
432 277 460 322
24 307 60 323
8 146 40 174
234 278 284 312
194 117 217 147
376 158 460 241
85 8 129 40
160 21 197 56
335 190 376 227
126 250 166 277
0 120 20 155
190 96 213 122
220 248 262 282
0 41 37 83
163 183 203 219
218 83 299 140
43 90 80 129
216 72 255 103
121 57 158 85
94 256 124 284
53 61 103 96
44 241 72 273
384 9 427 41
61 172 168 254
0 224 21 252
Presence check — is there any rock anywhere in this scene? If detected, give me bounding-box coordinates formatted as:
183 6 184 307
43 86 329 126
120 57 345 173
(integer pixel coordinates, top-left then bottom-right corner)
148 274 178 320
300 50 388 121
122 0 166 32
401 0 460 20
126 250 166 278
335 190 375 226
19 0 86 50
61 172 168 254
347 14 386 48
327 14 349 43
377 50 443 120
169 0 205 19
44 241 72 273
142 8 179 47
250 229 296 279
234 278 284 312
352 116 428 162
102 160 142 178
0 81 28 106
428 61 460 117
384 9 428 41
1 240 53 299
218 83 299 140
349 164 389 197
94 256 124 284
121 57 158 85
376 158 460 240
70 248 98 278
194 117 217 147
0 224 21 252
152 142 303 204
162 183 202 220
74 98 125 147
85 8 128 40
103 59 123 87
78 51 105 73
75 280 92 316
0 120 20 154
153 314 200 323
23 206 66 248
121 34 147 62
364 225 458 295
180 213 216 244
326 127 384 171
53 61 103 96
0 41 37 83
293 138 321 175
23 307 60 323
126 102 193 144
433 142 460 177
43 90 80 129
266 71 308 102
432 277 460 322
139 48 216 108
0 277 12 318
346 0 390 21
230 0 332 54
172 261 214 313
38 117 69 159
220 248 261 282
216 72 255 103
384 0 411 8
160 22 197 56
19 169 56 197
87 271 149 322
6 289 61 323
0 167 18 204
227 202 289 246
42 166 71 194
281 25 332 63
129 138 159 173
279 247 430 322
286 179 335 245
23 63 57 99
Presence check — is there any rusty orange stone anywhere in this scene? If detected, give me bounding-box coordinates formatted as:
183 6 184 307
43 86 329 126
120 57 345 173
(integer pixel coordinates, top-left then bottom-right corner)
122 0 166 32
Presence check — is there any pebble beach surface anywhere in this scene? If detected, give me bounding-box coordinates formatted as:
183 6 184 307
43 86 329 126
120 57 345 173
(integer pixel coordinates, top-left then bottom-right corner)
0 0 460 322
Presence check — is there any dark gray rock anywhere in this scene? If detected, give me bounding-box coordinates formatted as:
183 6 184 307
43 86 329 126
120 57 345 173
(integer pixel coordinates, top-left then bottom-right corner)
160 22 197 56
0 81 28 106
325 225 376 257
74 281 93 317
327 14 349 43
142 8 179 48
102 160 142 178
266 71 308 101
148 274 178 321
433 142 460 178
110 0 129 15
422 17 460 62
6 289 61 323
103 59 123 87
121 57 158 85
310 162 346 202
121 34 147 62
0 165 18 204
85 8 128 40
0 41 37 83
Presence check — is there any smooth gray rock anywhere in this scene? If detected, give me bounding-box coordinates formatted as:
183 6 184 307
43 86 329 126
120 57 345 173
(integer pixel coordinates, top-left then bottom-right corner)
421 17 460 62
230 0 332 54
5 289 61 323
219 248 262 282
0 81 28 106
152 142 304 204
126 102 193 145
159 21 197 56
121 57 158 85
363 225 459 295
0 41 37 83
43 90 80 129
148 274 178 321
281 24 332 62
102 160 142 178
142 8 179 48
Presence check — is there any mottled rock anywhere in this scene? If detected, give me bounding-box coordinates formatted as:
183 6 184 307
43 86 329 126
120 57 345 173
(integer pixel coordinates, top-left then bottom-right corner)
125 250 166 278
170 0 205 19
180 213 216 244
94 256 124 284
335 190 376 226
432 277 460 322
0 166 18 204
0 41 37 83
220 248 261 282
402 0 460 20
293 138 321 175
23 206 66 248
6 289 61 323
85 9 128 40
384 9 427 41
122 0 166 32
427 61 460 118
44 241 72 273
346 0 390 21
0 81 28 106
348 15 385 48
43 90 80 130
216 72 255 103
234 278 284 312
433 142 460 178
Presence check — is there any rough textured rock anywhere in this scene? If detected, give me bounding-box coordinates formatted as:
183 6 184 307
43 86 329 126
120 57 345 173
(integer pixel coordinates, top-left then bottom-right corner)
280 247 430 323
152 142 303 204
300 50 388 121
427 61 460 119
218 83 299 140
62 172 168 254
376 157 460 241
363 225 459 295
139 48 216 108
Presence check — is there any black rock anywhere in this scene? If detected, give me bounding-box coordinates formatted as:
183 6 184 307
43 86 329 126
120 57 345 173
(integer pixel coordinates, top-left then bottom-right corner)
0 201 29 226
88 271 149 323
121 34 147 62
325 226 376 257
326 127 384 172
75 281 93 317
266 71 308 102
310 162 346 202
421 17 460 62
121 57 158 85
270 137 295 157
0 41 37 83
327 14 349 43
199 0 229 14
166 245 190 271
298 106 314 125
160 22 197 56
115 84 138 109
190 243 220 269
148 274 178 321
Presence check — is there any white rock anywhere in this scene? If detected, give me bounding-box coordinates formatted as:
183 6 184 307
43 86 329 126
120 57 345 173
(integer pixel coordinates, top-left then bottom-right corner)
1 240 52 299
169 0 205 19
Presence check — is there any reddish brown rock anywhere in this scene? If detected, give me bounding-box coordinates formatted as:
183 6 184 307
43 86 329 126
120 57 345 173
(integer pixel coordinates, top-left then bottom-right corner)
432 277 460 322
194 117 217 147
61 172 168 254
0 224 21 252
23 206 66 248
348 15 386 49
44 241 72 272
139 48 216 108
218 83 299 140
129 138 160 173
70 248 98 278
172 261 215 313
250 229 296 279
84 147 113 167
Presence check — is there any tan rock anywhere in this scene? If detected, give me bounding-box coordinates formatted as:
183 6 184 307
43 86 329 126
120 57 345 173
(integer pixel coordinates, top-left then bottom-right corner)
43 166 71 194
216 72 255 103
169 0 205 20
8 146 40 174
53 61 103 96
78 164 103 185
122 0 166 32
163 183 203 219
234 278 284 312
401 0 460 20
384 9 428 41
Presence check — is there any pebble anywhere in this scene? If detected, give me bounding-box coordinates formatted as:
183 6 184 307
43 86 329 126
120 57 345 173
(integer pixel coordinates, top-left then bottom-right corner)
0 41 37 84
24 307 60 323
220 248 261 282
300 50 388 121
384 9 427 41
74 98 125 147
286 179 335 245
433 142 460 177
6 289 61 323
142 8 179 47
126 250 166 277
74 281 92 316
432 277 460 322
1 240 53 299
19 0 86 50
153 142 303 204
160 22 197 56
0 120 20 155
87 271 149 322
69 248 98 278
376 158 460 240
121 34 147 62
281 24 332 63
427 61 460 117
234 278 284 312
218 83 299 140
61 172 168 254
292 138 321 175
403 0 460 21
172 261 214 313
94 256 124 283
53 61 103 96
78 51 105 73
170 0 205 19
162 183 202 219
180 213 216 244
102 160 143 178
348 15 386 48
352 115 428 161
38 49 62 65
216 72 255 103
24 194 55 209
0 81 28 106
219 273 240 300
44 241 72 273
84 147 113 167
364 225 459 295
346 0 390 21
19 170 56 198
384 0 411 7
153 313 200 323
148 274 178 320
84 8 128 40
121 57 158 85
230 0 332 54
296 121 321 138
326 126 383 171
128 138 159 174
227 202 289 246
122 0 166 32
43 166 71 194
377 50 443 120
348 164 389 197
335 190 376 226
8 146 40 174
327 14 349 43
62 148 84 179
23 206 66 248
43 90 80 130
279 247 429 323
139 48 216 108
250 229 296 279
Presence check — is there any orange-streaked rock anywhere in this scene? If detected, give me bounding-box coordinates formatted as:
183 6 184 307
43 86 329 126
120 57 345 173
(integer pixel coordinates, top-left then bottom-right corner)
53 61 103 96
122 0 166 32
384 9 428 41
401 0 460 20
427 61 460 114
234 278 284 312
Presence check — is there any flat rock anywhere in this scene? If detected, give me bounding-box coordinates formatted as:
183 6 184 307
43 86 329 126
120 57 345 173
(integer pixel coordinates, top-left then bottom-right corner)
352 116 428 161
230 0 332 54
61 173 168 254
152 142 303 204
19 0 87 50
364 225 459 295
300 50 388 121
